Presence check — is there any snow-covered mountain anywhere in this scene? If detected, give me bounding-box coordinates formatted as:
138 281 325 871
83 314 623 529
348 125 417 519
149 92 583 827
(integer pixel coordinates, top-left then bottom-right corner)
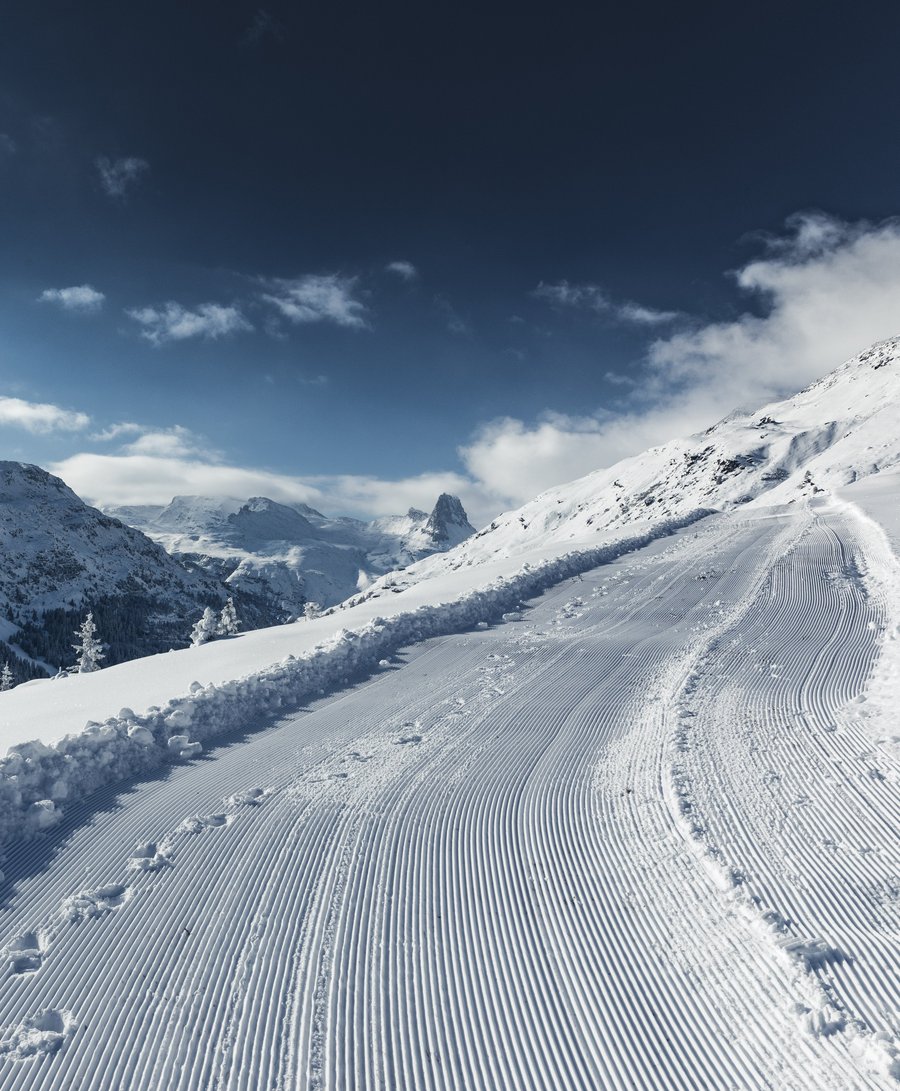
0 463 279 680
346 336 900 605
106 492 476 614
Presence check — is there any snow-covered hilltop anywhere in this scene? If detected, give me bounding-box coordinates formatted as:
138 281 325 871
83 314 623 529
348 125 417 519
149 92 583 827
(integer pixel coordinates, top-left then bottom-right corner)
0 463 279 681
348 336 900 606
107 492 476 613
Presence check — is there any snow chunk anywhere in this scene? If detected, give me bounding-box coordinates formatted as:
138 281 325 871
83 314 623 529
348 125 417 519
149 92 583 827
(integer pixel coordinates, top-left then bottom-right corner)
167 734 201 759
778 935 844 970
62 884 130 922
0 1009 77 1060
128 725 155 747
27 799 60 831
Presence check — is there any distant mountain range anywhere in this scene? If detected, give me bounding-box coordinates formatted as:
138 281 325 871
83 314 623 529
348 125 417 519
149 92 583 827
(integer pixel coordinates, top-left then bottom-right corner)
0 467 476 686
105 492 476 616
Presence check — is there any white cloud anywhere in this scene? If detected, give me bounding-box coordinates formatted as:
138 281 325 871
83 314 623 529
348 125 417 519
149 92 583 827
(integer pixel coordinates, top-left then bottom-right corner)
120 426 216 459
385 261 418 281
0 396 90 434
260 274 369 329
460 212 900 506
126 302 252 345
95 155 149 198
533 280 679 325
85 421 221 461
645 212 900 404
38 284 106 312
753 209 850 259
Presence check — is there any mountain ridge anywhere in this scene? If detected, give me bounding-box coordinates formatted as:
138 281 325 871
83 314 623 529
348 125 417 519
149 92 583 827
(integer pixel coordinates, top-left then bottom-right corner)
105 491 476 614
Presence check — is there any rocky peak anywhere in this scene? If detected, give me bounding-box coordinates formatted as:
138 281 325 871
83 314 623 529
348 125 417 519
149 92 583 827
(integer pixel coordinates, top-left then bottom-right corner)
424 494 475 545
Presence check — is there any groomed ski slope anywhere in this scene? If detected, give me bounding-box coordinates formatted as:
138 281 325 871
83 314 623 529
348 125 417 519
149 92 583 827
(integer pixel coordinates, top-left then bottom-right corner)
0 499 898 1089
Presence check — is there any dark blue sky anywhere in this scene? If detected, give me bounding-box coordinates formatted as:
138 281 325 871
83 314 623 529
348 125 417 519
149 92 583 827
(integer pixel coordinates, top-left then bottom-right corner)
3 1 900 519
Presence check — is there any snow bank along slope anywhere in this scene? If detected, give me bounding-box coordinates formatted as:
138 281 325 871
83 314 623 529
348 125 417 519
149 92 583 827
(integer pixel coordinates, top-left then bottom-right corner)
0 511 708 842
0 499 898 1088
837 469 900 761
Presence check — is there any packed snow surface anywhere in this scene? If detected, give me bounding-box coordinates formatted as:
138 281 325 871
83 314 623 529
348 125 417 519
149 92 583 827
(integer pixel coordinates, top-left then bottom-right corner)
0 339 899 1088
0 497 899 1088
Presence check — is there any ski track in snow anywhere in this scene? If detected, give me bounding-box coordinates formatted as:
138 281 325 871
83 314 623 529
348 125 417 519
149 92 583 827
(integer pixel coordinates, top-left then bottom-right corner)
0 504 898 1088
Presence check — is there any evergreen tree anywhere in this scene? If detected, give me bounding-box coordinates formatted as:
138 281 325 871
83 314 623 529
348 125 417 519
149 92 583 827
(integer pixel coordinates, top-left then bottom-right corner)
191 606 219 647
218 597 240 636
303 601 321 620
0 662 13 691
72 612 105 673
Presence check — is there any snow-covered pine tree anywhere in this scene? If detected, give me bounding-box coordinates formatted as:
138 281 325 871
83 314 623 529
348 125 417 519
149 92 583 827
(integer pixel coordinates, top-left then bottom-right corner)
0 662 13 691
191 606 219 647
72 612 105 673
303 601 321 620
218 597 240 636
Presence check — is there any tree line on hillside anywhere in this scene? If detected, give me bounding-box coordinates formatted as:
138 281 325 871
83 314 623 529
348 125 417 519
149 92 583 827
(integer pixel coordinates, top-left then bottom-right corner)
0 580 312 692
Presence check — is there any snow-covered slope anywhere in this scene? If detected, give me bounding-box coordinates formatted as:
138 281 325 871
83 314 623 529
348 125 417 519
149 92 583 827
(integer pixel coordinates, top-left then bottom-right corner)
0 340 899 1089
0 463 278 681
1 498 899 1088
345 336 900 608
108 492 476 613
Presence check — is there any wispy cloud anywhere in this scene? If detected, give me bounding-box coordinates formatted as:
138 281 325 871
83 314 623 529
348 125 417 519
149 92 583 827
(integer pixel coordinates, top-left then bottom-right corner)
90 421 219 458
616 302 680 325
385 260 418 281
51 419 490 522
126 302 252 346
0 396 89 434
434 294 470 335
260 274 369 329
91 421 144 442
0 133 15 157
533 281 608 310
120 425 217 459
242 8 283 46
603 370 635 387
39 284 106 313
96 155 149 198
533 280 679 325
